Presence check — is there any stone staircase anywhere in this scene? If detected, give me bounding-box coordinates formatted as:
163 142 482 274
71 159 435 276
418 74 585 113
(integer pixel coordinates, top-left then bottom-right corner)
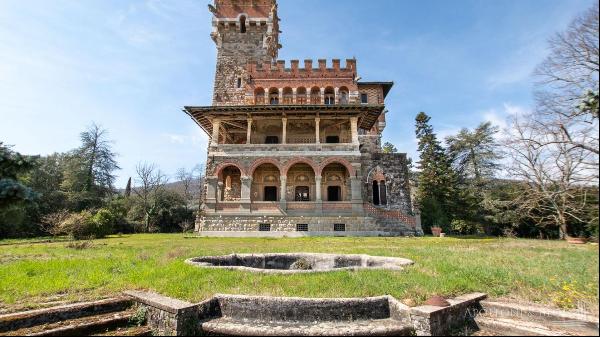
0 298 151 336
473 301 599 336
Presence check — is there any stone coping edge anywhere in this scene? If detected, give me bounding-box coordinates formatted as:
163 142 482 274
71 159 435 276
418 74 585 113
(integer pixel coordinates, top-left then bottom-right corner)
123 291 196 315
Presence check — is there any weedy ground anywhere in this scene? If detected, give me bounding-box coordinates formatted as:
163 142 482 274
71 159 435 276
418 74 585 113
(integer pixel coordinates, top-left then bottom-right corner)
0 234 597 314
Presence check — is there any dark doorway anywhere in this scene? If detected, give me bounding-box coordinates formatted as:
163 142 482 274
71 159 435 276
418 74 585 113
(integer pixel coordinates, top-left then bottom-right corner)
325 136 340 144
265 136 279 144
264 186 277 201
372 181 380 205
295 186 310 201
328 186 341 202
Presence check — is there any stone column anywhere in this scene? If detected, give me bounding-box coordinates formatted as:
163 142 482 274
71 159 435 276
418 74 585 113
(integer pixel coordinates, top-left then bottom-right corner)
205 176 218 212
350 116 359 145
279 175 287 210
351 174 364 216
216 181 223 202
315 117 320 144
240 176 252 213
315 175 323 215
282 117 287 144
334 87 339 104
292 88 297 104
246 118 253 144
211 119 221 146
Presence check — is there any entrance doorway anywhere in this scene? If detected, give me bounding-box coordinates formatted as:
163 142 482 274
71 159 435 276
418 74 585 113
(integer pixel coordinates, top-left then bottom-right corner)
328 186 341 202
264 186 277 201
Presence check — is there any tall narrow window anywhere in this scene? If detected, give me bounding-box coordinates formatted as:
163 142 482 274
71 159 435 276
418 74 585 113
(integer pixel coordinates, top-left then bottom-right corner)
237 77 242 88
240 16 247 33
379 180 387 205
372 181 380 205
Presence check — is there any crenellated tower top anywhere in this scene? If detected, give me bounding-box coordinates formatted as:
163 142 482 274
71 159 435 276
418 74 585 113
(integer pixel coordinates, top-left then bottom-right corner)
210 0 281 105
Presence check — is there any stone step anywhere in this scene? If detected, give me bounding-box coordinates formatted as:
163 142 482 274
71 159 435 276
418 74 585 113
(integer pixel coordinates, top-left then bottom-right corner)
475 316 572 336
2 310 136 336
0 298 132 333
90 325 153 336
480 301 599 336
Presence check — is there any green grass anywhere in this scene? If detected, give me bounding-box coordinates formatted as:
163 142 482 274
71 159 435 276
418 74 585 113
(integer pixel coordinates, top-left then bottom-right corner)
0 234 597 313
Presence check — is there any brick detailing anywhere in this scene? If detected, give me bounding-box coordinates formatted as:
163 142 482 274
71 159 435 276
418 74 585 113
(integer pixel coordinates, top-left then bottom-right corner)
364 203 416 227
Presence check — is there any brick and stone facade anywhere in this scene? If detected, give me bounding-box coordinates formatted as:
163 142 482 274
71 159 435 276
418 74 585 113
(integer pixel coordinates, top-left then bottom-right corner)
184 0 422 237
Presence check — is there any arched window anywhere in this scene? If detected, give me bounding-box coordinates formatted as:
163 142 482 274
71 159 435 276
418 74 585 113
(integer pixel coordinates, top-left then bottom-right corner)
372 181 380 205
240 16 247 33
296 87 307 104
310 87 320 104
339 87 349 104
379 180 387 205
324 87 335 105
254 88 265 105
282 87 293 104
269 88 279 105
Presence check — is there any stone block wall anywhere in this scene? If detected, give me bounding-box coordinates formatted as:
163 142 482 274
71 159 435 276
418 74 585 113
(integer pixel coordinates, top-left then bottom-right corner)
362 152 413 214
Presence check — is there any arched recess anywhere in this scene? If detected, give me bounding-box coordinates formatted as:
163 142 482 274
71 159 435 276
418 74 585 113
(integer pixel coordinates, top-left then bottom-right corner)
321 162 350 202
248 158 282 177
296 87 307 104
251 163 281 202
367 166 388 206
282 157 319 176
254 87 265 105
214 161 247 178
286 162 317 202
317 157 355 177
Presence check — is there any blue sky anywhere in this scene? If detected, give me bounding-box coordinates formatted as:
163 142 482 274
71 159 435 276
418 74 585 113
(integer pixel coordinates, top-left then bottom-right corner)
0 0 594 187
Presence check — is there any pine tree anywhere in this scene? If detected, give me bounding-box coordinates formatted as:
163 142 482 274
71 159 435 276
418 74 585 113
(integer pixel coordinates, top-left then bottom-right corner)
414 112 458 231
382 142 398 154
124 177 132 198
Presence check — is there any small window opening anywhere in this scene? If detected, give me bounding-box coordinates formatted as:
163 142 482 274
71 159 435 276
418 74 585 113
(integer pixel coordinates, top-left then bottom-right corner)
361 93 368 104
334 224 346 232
240 16 247 33
296 224 309 232
259 223 271 231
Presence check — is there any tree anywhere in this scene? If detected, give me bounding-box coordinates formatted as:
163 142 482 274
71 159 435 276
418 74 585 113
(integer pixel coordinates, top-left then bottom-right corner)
414 112 458 231
133 163 167 232
533 4 599 160
60 124 120 210
175 165 204 211
446 122 500 186
382 142 398 154
124 177 132 198
0 143 37 208
75 123 121 196
505 115 596 239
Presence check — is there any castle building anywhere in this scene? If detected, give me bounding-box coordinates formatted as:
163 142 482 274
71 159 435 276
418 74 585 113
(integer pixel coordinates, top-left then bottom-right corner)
185 0 422 236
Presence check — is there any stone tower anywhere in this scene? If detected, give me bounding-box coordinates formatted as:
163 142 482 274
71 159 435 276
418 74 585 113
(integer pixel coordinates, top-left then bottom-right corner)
209 0 281 106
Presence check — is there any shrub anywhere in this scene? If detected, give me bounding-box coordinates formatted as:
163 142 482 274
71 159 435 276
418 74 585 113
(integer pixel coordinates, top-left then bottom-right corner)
451 219 483 235
59 210 111 240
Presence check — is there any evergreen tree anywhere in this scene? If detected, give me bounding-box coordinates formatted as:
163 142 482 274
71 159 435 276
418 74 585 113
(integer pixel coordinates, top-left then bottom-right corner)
446 122 500 187
414 112 457 231
0 142 37 208
382 142 398 154
125 177 132 198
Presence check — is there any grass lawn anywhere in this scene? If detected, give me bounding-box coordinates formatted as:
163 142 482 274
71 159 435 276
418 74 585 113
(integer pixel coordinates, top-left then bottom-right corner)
0 234 597 314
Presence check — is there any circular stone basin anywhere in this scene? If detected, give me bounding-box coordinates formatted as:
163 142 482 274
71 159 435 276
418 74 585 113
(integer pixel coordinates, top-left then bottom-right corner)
185 253 413 274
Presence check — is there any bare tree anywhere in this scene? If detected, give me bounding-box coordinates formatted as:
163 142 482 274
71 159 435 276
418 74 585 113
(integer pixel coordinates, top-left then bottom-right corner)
175 164 204 211
533 4 599 160
134 163 167 232
505 116 595 239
